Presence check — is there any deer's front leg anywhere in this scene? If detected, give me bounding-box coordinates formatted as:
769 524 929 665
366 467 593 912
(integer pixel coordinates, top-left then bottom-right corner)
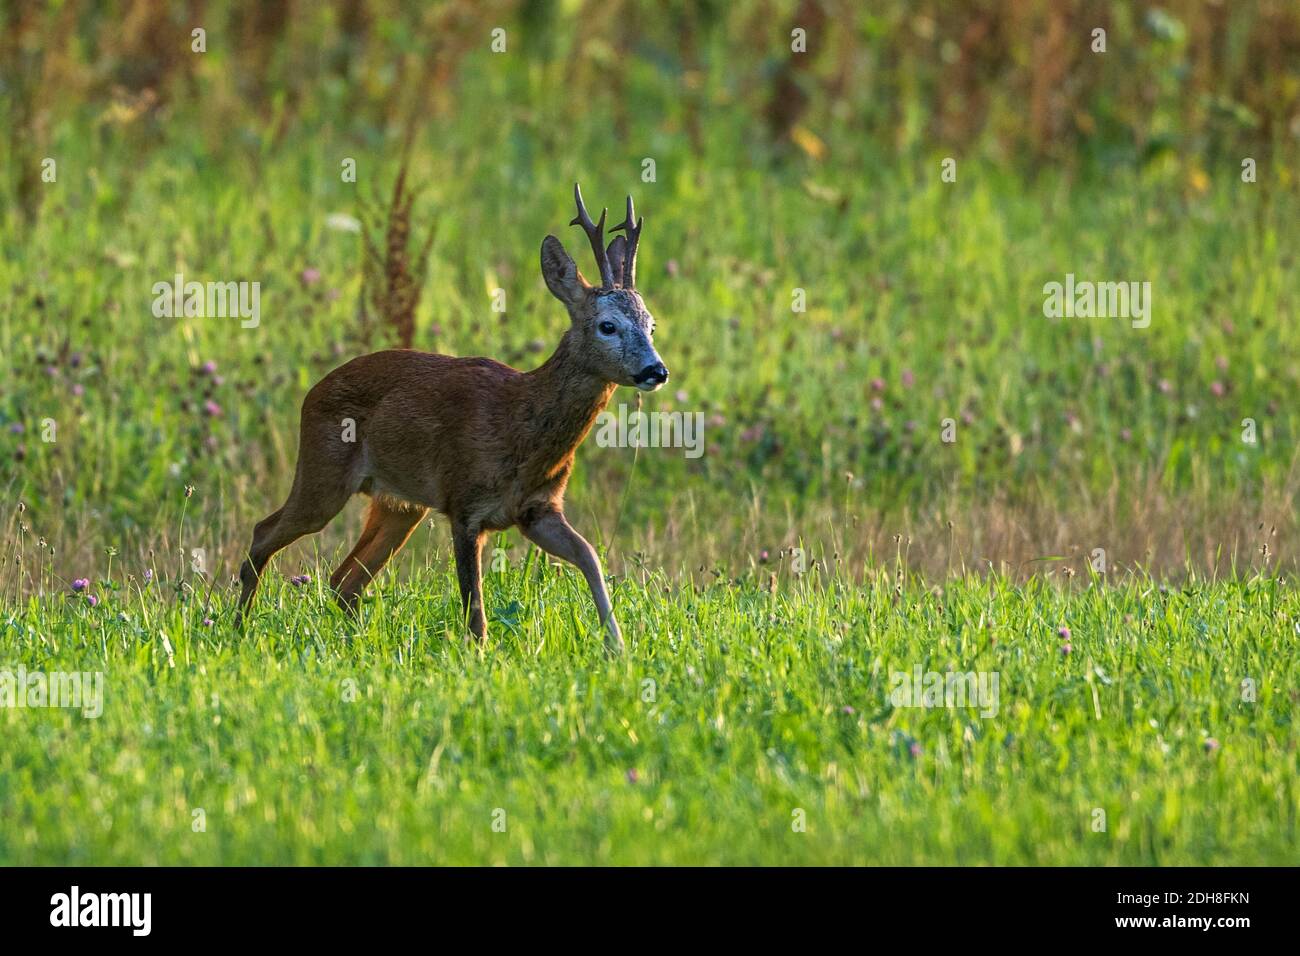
452 523 487 640
520 510 624 653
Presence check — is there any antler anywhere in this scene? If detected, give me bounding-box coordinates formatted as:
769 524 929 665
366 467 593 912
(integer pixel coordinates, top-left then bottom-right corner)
610 195 643 288
570 183 615 289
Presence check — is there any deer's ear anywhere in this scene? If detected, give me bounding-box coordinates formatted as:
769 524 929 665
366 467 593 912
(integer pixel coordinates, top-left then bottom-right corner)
541 235 589 309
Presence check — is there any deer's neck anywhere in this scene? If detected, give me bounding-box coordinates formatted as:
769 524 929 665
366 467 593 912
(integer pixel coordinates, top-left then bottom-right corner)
520 331 616 471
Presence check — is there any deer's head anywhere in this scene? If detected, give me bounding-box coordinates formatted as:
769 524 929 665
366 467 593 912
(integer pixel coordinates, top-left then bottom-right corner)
540 184 668 392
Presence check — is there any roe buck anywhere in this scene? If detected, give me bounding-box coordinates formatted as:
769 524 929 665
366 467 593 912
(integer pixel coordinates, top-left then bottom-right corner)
235 185 667 652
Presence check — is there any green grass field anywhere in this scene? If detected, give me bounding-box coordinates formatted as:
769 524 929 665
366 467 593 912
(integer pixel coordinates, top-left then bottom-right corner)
1 567 1295 865
2 86 1297 580
2 2 1297 867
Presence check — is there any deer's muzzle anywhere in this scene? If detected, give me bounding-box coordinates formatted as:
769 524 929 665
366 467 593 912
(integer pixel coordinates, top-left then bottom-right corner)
633 362 669 390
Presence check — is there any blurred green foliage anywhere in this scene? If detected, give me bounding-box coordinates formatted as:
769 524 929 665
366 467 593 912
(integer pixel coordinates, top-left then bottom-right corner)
0 0 1296 579
3 0 1297 185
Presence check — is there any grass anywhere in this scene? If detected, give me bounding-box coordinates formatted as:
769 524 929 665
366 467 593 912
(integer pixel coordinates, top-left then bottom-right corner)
1 562 1295 865
1 77 1297 580
1 16 1296 866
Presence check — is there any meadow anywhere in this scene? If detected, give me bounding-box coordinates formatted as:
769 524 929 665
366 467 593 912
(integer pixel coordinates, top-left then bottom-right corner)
3 120 1295 582
2 570 1296 865
1 1 1297 866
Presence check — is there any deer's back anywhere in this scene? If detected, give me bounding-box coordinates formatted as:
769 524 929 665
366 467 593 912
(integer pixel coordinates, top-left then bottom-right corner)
301 349 545 526
305 349 517 417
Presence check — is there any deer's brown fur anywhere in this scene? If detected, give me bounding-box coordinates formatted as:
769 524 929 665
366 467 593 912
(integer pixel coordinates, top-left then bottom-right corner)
235 186 667 652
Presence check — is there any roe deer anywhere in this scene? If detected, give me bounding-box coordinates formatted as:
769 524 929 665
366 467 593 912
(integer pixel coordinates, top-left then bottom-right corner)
234 185 667 652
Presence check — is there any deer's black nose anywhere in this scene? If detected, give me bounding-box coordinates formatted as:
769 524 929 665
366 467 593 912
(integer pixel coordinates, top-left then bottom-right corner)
634 363 669 386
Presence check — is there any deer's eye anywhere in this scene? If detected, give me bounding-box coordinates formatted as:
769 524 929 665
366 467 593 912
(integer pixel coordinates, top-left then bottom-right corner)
598 321 617 336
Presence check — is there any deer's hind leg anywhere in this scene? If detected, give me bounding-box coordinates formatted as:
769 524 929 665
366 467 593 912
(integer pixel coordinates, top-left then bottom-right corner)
236 438 359 625
330 496 429 614
235 486 353 625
